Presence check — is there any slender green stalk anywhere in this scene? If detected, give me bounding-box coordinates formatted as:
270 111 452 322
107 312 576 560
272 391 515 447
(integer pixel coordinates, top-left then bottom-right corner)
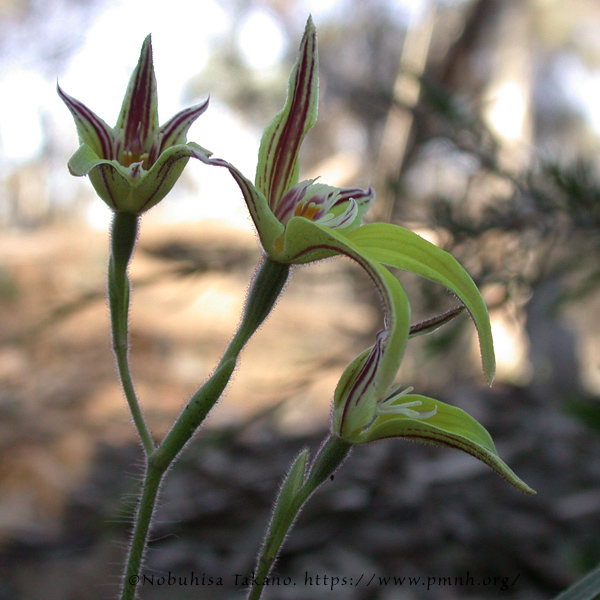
120 463 163 600
118 255 290 600
152 256 290 470
248 435 352 600
109 212 154 455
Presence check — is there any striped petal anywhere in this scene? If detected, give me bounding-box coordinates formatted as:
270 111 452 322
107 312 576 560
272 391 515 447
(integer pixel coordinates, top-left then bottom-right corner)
152 98 210 162
57 84 115 160
186 143 285 253
115 35 159 159
255 16 319 210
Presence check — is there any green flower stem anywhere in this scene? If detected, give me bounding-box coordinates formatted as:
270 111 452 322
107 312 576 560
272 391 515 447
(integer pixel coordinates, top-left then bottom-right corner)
120 462 162 600
248 435 352 600
109 211 154 456
119 256 289 600
152 256 290 470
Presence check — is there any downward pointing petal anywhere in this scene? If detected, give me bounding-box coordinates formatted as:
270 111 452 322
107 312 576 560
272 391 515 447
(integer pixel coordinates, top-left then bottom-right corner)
358 394 535 494
348 223 496 384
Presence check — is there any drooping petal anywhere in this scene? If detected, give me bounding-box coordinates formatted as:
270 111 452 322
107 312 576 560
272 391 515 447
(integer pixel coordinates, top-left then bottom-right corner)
332 266 411 439
115 35 159 158
255 16 319 209
357 393 535 494
57 84 115 159
152 98 210 162
348 223 496 384
409 305 465 338
186 143 285 253
271 217 411 436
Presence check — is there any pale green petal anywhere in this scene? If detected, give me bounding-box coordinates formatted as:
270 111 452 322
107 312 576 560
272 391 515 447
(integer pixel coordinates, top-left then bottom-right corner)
255 16 318 209
185 143 285 251
68 144 131 211
115 35 159 154
68 142 206 213
274 217 411 437
348 223 495 384
357 394 535 494
130 144 192 212
67 143 108 177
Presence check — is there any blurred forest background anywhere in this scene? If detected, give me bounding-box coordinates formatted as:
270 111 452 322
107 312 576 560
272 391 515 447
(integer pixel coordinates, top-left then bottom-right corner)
2 0 600 598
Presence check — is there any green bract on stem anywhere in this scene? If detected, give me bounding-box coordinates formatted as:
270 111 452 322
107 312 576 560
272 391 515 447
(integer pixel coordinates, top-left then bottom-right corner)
247 435 352 600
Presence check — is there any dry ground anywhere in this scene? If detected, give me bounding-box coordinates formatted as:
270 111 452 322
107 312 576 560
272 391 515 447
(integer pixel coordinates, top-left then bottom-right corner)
0 222 598 600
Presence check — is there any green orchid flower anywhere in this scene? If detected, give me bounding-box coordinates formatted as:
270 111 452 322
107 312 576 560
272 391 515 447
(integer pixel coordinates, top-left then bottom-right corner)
190 17 533 493
58 35 211 214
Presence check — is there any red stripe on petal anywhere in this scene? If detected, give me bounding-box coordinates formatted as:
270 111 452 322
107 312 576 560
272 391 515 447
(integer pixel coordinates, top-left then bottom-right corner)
153 98 209 162
57 84 115 158
116 35 159 157
256 17 318 210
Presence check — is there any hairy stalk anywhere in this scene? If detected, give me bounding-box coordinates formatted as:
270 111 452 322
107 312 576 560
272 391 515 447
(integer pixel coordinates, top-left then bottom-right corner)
109 212 154 455
248 435 352 600
152 256 290 470
119 463 163 600
119 256 290 600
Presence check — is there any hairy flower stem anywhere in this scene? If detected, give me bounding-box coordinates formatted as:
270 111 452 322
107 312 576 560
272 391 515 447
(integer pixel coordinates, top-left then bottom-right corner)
120 463 162 600
248 435 352 600
109 212 154 455
119 256 290 600
152 256 290 470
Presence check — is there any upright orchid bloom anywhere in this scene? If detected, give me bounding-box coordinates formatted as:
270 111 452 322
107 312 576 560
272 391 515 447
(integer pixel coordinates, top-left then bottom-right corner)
58 36 210 214
191 18 532 493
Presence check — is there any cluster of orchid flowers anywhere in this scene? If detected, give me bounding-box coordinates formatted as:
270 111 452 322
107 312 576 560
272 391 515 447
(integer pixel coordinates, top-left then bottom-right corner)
59 19 533 494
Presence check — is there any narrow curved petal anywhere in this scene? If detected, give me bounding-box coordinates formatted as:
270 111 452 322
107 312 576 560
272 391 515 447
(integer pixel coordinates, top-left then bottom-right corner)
57 84 115 159
273 217 411 437
409 306 465 338
154 98 210 160
348 223 496 384
357 393 535 494
332 267 411 439
255 16 318 209
186 143 285 252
